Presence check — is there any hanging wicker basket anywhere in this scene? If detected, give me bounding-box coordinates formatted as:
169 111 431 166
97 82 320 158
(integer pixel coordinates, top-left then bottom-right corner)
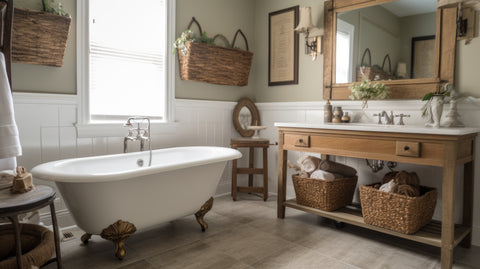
178 17 253 86
12 7 71 67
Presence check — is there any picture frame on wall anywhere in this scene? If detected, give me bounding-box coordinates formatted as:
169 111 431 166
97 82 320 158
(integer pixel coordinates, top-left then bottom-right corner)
268 6 299 86
411 35 435 79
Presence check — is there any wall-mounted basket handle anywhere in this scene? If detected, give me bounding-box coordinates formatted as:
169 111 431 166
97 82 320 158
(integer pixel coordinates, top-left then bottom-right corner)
212 34 231 47
187 17 203 35
382 54 392 74
360 48 371 67
231 29 249 51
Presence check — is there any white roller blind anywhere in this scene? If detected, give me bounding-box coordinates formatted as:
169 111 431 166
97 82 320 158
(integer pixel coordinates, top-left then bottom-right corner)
89 0 166 119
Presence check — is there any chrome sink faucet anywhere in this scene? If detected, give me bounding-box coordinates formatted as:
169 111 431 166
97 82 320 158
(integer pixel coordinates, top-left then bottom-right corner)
124 117 152 166
381 110 394 125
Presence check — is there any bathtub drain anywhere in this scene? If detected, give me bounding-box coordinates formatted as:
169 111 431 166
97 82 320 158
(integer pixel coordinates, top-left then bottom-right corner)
137 159 144 167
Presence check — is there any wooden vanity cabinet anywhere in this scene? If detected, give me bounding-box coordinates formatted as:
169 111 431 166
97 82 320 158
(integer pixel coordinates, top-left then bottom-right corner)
277 126 477 269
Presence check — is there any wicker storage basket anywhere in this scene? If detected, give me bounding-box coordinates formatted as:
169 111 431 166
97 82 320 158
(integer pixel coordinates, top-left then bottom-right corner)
178 18 253 86
356 49 396 82
359 183 437 234
12 7 71 67
292 174 357 212
0 223 55 269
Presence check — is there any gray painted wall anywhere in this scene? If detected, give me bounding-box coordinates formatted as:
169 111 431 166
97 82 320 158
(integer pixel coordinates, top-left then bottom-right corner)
9 0 480 100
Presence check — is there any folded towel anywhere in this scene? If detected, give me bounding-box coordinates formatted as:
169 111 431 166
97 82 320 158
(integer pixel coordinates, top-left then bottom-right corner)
0 156 17 170
319 160 357 177
379 180 396 193
0 169 15 190
297 155 321 173
0 52 22 159
310 169 338 180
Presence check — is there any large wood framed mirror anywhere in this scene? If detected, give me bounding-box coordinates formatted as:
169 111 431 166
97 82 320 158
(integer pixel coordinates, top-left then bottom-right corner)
323 0 458 100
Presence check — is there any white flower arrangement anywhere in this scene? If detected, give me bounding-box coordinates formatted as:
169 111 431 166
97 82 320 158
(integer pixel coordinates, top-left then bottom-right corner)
349 79 388 108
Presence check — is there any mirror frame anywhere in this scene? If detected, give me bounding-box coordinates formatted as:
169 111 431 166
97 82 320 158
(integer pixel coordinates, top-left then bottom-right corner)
233 97 260 137
323 0 458 100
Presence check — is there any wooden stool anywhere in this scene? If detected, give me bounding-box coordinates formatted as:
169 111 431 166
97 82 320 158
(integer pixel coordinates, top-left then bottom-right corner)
231 138 269 201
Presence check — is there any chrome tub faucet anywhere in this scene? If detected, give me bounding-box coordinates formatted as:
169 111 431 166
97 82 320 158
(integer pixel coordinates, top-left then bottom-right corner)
124 117 152 166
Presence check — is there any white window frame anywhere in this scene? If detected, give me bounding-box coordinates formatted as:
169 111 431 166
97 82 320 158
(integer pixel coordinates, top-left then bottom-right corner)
76 0 176 138
336 19 355 83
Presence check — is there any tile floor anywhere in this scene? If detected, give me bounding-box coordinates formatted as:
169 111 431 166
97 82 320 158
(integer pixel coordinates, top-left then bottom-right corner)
45 194 480 269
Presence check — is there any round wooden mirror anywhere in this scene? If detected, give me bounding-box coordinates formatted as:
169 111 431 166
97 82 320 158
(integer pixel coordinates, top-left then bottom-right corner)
233 97 260 137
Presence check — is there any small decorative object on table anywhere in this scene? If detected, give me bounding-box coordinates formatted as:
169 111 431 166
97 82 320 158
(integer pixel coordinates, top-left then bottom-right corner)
332 106 343 123
246 125 267 139
422 83 451 128
341 112 351 123
11 166 34 194
349 79 388 109
324 100 333 123
442 83 464 127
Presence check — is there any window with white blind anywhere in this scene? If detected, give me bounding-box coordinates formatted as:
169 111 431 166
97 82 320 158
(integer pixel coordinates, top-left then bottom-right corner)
78 0 174 126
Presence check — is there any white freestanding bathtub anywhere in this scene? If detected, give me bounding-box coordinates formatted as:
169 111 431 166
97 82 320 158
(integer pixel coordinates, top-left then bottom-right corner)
31 146 241 259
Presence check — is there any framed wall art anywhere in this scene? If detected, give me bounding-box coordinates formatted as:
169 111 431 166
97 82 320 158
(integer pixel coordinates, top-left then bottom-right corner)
268 6 299 86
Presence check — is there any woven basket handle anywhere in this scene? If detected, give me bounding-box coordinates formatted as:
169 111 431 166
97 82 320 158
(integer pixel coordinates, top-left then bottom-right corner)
360 48 371 67
231 29 249 51
382 54 392 74
187 17 203 35
212 34 231 47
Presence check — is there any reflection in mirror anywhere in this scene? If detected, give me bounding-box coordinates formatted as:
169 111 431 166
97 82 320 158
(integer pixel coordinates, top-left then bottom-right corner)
335 0 437 83
238 107 252 130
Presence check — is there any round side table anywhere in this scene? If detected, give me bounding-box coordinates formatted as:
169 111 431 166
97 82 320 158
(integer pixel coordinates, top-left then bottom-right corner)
0 185 62 269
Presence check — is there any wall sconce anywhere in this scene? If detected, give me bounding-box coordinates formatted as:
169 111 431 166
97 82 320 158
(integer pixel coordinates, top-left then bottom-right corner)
294 7 323 61
437 0 480 40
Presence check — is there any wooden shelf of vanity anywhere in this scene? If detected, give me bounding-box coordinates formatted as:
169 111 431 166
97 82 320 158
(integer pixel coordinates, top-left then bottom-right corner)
284 199 471 248
275 125 478 269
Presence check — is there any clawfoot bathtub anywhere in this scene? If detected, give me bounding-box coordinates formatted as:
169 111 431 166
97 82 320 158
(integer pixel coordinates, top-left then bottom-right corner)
31 146 241 259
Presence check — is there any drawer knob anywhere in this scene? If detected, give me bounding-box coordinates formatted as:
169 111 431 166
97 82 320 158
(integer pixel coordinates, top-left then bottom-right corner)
404 146 410 151
299 139 303 143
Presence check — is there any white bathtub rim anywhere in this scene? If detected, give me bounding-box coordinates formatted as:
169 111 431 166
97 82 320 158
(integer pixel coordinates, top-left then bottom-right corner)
31 146 241 183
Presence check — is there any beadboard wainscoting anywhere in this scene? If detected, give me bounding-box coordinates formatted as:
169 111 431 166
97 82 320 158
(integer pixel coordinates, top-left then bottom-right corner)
256 100 480 246
11 93 480 246
12 93 249 228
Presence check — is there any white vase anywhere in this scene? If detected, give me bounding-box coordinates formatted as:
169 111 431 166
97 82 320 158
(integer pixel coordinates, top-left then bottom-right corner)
426 95 444 128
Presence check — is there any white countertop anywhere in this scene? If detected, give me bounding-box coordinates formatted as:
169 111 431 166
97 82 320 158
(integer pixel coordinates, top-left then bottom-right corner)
274 122 480 136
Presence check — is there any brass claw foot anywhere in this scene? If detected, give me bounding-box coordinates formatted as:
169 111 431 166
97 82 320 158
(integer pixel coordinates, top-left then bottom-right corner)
195 197 214 232
81 233 92 244
100 220 136 260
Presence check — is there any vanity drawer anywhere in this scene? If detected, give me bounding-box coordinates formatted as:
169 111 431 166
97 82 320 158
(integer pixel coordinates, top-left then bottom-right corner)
284 134 310 147
396 141 420 157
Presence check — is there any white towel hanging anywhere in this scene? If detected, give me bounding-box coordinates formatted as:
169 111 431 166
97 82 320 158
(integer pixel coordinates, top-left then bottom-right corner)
0 52 22 160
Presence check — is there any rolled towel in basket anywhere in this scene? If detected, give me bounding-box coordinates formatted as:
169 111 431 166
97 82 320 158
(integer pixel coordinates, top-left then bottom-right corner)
319 160 357 177
310 169 337 180
297 156 321 173
381 171 398 184
379 180 396 193
394 171 420 187
393 184 420 197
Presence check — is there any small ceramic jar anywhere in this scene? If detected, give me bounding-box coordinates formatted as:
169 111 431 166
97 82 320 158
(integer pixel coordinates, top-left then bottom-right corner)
341 112 351 123
332 106 343 123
